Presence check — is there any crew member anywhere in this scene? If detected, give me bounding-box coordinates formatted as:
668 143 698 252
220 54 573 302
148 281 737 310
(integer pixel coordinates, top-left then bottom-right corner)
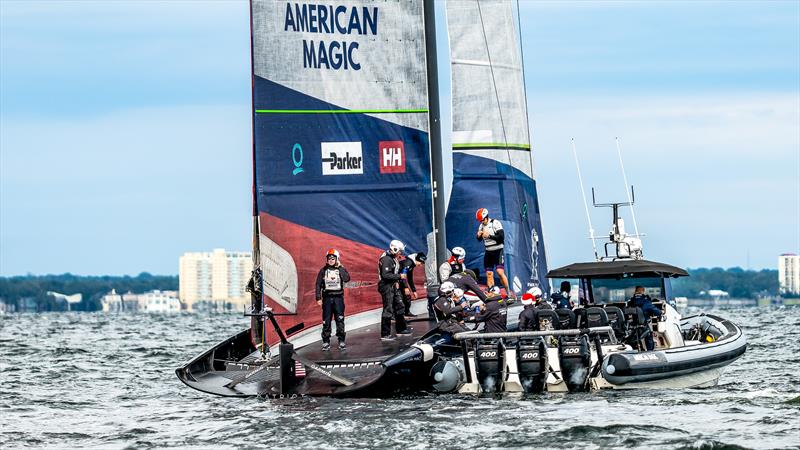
628 286 662 351
551 281 574 309
378 240 412 341
475 208 514 299
469 296 507 333
400 252 427 318
446 271 487 302
438 247 466 282
518 287 548 331
433 282 469 334
315 249 350 351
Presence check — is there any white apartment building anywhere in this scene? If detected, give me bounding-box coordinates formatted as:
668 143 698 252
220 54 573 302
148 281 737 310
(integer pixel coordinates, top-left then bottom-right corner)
179 249 253 310
779 253 800 295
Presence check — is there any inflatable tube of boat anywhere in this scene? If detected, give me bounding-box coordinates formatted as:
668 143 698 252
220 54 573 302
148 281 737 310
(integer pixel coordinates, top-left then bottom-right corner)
601 314 747 385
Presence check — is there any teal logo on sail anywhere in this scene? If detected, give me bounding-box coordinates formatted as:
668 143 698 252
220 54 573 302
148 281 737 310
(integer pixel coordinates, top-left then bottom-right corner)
292 143 304 175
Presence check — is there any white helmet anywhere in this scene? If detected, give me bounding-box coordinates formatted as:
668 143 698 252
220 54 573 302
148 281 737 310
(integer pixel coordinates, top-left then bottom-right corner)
453 288 465 298
389 240 405 255
440 281 456 296
522 287 543 305
451 247 466 261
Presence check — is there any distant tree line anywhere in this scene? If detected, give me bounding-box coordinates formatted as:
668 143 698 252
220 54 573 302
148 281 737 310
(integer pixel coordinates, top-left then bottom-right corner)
672 267 778 298
0 273 178 312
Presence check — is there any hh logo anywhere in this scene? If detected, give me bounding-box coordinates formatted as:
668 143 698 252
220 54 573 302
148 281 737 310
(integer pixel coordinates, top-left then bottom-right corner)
379 141 405 174
321 142 363 175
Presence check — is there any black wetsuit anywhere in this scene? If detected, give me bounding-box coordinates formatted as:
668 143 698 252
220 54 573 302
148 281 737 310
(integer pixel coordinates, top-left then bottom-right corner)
315 264 350 344
471 299 507 333
433 295 469 334
378 252 408 337
399 257 419 316
446 272 487 301
518 305 536 331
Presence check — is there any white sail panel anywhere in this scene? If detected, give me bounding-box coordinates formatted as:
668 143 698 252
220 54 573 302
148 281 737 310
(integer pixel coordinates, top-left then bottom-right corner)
252 0 430 131
447 0 530 162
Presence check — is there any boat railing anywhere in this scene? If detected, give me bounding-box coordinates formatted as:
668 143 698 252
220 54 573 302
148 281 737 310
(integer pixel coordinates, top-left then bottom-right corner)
453 326 617 344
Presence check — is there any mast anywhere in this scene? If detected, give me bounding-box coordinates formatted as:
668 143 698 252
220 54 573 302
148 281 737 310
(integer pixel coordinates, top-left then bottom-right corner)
424 0 447 268
247 0 263 344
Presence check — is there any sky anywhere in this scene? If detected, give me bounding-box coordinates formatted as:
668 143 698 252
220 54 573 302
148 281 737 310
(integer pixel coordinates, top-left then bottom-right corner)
1 0 798 276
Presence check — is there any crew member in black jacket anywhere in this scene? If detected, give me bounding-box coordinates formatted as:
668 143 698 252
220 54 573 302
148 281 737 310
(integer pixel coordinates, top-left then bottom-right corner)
378 240 411 341
470 297 507 333
433 282 469 334
399 252 427 318
518 287 547 331
315 249 351 351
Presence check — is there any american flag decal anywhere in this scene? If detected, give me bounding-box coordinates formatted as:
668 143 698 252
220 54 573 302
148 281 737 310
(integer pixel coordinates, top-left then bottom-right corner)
295 361 306 378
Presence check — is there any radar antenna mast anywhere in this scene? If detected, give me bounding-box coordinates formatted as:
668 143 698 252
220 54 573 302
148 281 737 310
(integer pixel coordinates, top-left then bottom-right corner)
592 187 644 260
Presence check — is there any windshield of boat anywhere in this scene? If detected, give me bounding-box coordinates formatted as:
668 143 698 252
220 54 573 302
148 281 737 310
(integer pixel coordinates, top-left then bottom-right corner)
589 277 665 304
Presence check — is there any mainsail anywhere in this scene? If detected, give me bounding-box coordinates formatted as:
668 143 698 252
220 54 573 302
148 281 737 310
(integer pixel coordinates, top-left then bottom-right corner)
250 1 436 345
444 0 548 293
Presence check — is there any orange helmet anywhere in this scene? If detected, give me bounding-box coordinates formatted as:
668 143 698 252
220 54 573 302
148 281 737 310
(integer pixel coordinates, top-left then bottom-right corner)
475 208 489 222
326 249 340 260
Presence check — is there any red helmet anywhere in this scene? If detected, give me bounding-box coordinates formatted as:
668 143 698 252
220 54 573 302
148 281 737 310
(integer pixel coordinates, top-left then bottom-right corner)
326 249 340 260
475 208 489 222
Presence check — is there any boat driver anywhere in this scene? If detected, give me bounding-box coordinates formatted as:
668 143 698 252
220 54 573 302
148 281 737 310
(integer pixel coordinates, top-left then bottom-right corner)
629 286 663 351
315 249 351 351
551 281 574 309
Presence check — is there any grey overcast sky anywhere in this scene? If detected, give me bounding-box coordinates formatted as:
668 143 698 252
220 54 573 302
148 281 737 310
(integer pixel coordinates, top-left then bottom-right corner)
1 1 798 275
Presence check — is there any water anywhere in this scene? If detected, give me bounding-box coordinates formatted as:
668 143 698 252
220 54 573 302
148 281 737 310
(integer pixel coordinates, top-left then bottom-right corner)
1 308 798 449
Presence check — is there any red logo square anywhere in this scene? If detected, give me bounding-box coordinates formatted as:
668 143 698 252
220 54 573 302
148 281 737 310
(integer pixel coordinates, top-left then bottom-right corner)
379 141 405 174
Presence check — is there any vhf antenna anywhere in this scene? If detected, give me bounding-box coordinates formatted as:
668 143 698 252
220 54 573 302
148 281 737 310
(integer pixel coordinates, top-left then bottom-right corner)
570 138 599 261
615 137 640 237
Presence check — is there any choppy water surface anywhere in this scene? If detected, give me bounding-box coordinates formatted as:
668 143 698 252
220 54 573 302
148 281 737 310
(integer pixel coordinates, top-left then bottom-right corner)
1 307 798 449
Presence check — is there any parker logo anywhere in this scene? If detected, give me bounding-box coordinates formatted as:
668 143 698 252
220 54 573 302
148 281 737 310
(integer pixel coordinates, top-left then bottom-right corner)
379 141 405 174
321 142 363 175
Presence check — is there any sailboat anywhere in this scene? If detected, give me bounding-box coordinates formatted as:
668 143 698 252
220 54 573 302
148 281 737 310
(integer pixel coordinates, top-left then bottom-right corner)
176 0 745 397
176 0 546 397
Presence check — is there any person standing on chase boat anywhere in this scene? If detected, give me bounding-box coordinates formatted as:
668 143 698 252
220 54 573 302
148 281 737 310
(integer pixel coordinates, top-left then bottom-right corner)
315 249 350 351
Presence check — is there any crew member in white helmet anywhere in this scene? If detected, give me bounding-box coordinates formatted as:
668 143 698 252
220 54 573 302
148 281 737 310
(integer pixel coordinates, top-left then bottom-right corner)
377 240 412 341
315 249 350 351
475 208 514 299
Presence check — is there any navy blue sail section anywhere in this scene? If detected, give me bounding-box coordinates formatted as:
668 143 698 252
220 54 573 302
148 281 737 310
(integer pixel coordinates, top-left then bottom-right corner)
445 153 547 294
254 76 432 254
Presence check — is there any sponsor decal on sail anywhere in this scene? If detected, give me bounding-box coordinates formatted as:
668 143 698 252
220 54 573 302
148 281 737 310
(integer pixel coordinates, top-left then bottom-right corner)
379 140 405 174
321 142 363 175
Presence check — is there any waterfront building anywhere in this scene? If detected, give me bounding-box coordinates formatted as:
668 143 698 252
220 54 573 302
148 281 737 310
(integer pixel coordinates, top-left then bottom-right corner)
101 289 141 312
779 253 800 295
179 249 252 310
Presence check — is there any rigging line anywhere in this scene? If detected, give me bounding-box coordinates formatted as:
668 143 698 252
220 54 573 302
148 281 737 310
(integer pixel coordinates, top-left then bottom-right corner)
475 0 526 221
571 138 599 261
615 137 640 237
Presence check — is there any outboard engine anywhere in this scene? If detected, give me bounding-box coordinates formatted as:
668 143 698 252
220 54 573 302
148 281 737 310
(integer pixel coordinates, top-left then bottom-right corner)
517 338 548 393
558 335 591 392
475 339 503 393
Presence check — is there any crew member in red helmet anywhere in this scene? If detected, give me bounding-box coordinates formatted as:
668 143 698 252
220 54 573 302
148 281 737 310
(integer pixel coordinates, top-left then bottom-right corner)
315 249 350 351
475 208 514 299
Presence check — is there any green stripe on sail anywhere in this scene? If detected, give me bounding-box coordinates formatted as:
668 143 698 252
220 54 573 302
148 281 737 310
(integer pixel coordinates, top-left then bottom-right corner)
453 143 531 150
256 109 428 114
